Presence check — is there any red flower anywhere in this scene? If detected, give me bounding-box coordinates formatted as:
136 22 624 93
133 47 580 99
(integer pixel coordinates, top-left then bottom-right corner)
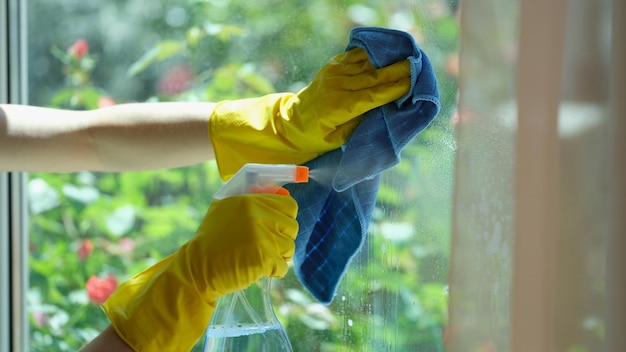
157 65 193 96
77 239 94 260
68 39 89 60
86 274 118 304
98 96 116 108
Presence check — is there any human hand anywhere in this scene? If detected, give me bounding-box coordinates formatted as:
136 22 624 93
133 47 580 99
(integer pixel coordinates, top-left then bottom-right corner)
209 47 411 179
290 47 411 150
102 193 298 352
192 193 298 299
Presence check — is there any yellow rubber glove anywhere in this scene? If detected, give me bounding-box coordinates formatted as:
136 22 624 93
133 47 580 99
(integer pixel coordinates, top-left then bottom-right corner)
102 194 298 352
209 47 411 179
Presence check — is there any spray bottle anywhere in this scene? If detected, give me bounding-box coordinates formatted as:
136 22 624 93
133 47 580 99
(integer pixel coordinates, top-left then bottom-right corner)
203 163 309 352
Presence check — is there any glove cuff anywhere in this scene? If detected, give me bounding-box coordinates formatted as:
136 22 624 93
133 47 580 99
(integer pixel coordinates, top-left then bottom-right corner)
102 255 217 352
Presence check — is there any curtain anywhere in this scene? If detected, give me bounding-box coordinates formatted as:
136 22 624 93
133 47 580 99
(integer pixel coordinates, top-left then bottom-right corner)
448 0 625 351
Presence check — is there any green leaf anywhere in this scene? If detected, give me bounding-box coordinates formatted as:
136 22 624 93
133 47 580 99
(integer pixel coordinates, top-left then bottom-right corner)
202 22 245 42
28 178 61 214
78 87 103 110
240 67 276 95
127 40 184 77
49 45 70 65
105 205 136 237
186 26 205 48
62 184 100 205
49 88 76 108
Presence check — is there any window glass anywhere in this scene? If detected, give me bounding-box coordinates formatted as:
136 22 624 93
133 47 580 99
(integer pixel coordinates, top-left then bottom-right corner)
26 0 458 350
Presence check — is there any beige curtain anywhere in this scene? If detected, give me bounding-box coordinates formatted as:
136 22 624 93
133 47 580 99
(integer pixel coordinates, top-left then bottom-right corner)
448 0 625 351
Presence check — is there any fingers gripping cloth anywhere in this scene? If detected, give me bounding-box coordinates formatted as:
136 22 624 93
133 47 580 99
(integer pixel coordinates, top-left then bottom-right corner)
209 43 411 180
284 27 441 304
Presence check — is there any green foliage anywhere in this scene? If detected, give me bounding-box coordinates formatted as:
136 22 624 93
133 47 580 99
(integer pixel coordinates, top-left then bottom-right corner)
127 40 186 77
27 0 458 350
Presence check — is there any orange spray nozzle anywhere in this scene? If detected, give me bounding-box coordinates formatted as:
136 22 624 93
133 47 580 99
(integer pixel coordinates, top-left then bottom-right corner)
295 166 309 183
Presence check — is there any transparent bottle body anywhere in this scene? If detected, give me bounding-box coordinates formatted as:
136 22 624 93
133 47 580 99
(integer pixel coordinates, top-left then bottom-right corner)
203 278 293 351
204 163 304 351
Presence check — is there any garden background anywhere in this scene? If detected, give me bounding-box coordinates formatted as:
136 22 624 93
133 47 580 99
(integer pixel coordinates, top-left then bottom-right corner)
25 0 458 350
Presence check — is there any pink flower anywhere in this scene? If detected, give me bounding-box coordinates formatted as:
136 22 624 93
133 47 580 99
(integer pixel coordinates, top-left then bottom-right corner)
98 96 116 108
474 342 496 352
157 65 193 96
118 237 135 255
68 39 89 60
451 108 475 126
444 53 459 77
77 239 94 260
31 311 49 327
86 274 118 304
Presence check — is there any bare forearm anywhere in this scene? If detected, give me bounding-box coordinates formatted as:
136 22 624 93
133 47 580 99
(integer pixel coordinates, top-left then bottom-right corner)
0 102 216 172
79 325 135 352
0 104 96 172
85 102 216 172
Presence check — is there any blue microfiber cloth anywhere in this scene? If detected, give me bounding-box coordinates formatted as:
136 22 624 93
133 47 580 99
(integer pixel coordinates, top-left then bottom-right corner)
284 26 440 304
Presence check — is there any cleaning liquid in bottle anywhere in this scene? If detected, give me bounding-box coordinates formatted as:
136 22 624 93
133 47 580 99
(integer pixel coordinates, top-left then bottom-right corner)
203 278 291 351
203 163 309 352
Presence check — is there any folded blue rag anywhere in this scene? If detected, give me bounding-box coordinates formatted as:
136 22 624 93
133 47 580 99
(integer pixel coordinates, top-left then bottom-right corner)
284 27 440 304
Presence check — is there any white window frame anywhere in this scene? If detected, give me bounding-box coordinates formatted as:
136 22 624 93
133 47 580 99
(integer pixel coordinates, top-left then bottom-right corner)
1 1 29 351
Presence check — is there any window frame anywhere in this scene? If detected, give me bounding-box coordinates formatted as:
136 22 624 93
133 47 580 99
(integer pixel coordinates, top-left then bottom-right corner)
1 1 29 351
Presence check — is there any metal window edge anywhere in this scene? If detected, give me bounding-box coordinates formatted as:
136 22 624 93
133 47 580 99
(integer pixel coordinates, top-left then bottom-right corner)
1 1 29 352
